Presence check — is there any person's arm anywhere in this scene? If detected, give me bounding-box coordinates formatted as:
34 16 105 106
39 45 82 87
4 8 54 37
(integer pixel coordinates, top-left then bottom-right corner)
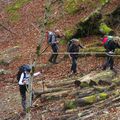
79 44 84 48
18 73 24 85
33 72 42 77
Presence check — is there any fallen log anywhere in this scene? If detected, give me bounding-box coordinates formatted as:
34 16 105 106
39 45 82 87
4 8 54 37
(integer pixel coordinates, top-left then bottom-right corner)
46 70 115 89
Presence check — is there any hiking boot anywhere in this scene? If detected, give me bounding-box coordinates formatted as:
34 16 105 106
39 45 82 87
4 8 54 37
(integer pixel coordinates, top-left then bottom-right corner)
48 59 53 63
110 68 117 74
52 61 58 64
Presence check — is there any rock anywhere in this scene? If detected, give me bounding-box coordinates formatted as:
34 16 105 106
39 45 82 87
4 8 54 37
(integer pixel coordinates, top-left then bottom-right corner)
0 69 11 75
0 46 21 65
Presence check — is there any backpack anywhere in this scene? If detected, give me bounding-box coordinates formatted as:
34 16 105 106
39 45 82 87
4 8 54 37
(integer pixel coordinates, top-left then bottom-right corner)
47 31 57 44
102 36 113 45
67 39 74 52
17 64 31 82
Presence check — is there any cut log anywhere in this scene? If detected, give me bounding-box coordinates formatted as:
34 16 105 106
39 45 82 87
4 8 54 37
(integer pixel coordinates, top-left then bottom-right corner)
76 92 109 106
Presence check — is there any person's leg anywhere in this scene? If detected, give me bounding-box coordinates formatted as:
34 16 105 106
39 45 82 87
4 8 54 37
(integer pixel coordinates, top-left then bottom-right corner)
109 56 114 69
71 57 77 73
49 45 54 63
52 44 58 64
103 55 109 70
19 85 27 111
49 54 54 63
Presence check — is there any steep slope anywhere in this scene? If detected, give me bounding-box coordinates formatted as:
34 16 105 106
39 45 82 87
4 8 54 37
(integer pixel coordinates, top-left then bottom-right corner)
0 0 120 119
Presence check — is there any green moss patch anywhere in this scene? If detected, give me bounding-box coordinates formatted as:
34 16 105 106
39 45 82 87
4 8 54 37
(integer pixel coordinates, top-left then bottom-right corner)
99 23 112 35
64 0 82 14
81 47 105 52
84 95 97 104
99 93 108 100
5 0 31 22
65 28 77 40
64 100 77 110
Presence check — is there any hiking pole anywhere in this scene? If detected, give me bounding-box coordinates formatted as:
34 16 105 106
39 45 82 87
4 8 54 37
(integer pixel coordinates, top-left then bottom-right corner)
39 45 50 56
42 79 45 92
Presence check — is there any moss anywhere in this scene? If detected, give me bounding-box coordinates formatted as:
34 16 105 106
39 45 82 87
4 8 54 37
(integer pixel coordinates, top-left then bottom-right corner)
81 47 105 52
64 0 81 14
115 49 120 54
112 77 120 85
9 12 21 22
65 28 77 40
64 100 77 110
5 0 31 22
99 23 112 35
100 0 109 5
59 39 67 45
113 90 120 96
0 60 8 66
84 95 97 104
80 81 89 88
86 41 102 47
99 93 108 100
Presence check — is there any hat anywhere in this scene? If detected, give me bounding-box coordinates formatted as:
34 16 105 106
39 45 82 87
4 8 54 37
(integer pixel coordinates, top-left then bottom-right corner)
72 39 79 42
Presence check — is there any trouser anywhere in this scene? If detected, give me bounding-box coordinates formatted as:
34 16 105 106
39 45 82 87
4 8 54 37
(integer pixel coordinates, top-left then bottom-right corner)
49 44 58 63
19 85 28 111
103 55 114 70
71 57 78 73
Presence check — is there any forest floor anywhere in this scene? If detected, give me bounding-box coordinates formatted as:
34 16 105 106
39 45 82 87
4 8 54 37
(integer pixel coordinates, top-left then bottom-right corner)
0 0 120 119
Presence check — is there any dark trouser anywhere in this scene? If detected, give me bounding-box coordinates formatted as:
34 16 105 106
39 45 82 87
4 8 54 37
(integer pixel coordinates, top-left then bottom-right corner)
49 44 58 63
103 55 114 70
71 56 78 73
19 85 28 111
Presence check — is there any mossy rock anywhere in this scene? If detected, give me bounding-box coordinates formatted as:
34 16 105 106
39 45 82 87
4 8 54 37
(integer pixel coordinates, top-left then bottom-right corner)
64 100 77 110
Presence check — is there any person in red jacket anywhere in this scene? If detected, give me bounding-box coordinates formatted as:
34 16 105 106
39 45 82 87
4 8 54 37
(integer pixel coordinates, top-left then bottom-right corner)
102 35 120 71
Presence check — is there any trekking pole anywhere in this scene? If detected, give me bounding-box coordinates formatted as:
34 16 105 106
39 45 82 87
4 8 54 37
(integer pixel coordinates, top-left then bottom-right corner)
42 79 45 92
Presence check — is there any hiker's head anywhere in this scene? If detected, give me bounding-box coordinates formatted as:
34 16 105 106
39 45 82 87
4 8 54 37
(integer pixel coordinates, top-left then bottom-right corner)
54 29 61 36
113 36 120 45
73 39 80 45
25 68 31 73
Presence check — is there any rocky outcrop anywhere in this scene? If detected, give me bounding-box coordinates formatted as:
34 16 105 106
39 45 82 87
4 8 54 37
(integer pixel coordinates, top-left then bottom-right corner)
0 46 21 65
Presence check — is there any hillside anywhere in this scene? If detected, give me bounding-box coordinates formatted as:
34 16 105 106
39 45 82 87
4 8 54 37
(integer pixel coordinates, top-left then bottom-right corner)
0 0 120 119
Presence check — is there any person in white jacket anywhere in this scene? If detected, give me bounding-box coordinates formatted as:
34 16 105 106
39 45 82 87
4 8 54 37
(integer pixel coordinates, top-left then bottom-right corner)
18 69 41 112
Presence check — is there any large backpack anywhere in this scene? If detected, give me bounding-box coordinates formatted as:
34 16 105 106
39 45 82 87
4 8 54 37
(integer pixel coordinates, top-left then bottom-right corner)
47 31 55 44
67 39 74 52
17 64 31 82
102 36 113 45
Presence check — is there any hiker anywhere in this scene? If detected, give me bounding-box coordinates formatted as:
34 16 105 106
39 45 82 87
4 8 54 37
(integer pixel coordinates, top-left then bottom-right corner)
18 65 41 112
48 29 64 64
102 35 120 71
68 39 84 75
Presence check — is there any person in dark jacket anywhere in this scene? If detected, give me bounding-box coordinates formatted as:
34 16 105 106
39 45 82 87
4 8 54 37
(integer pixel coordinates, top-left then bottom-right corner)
68 39 84 75
102 36 120 70
48 29 63 64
